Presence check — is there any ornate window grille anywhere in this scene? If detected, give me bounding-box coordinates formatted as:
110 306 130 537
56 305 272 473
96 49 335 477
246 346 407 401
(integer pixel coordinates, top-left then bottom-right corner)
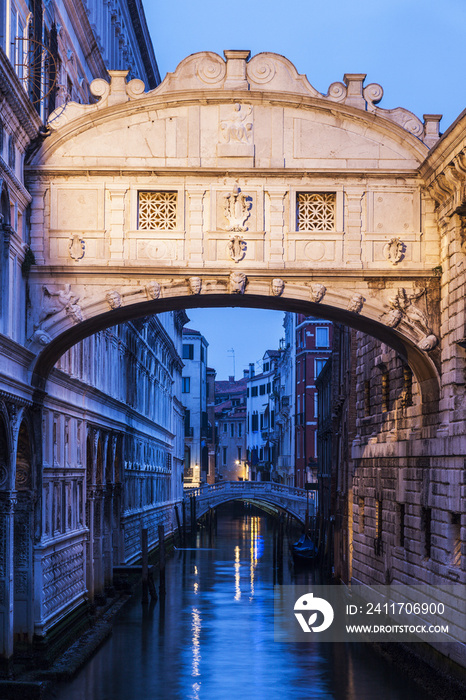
297 192 335 231
138 191 177 230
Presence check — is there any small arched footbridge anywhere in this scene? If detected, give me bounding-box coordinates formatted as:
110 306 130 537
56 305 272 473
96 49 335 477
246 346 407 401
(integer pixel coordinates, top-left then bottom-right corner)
184 481 315 525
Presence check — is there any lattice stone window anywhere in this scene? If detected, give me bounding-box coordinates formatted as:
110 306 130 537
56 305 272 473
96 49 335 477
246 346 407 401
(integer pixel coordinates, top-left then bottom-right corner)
138 191 177 230
297 192 335 231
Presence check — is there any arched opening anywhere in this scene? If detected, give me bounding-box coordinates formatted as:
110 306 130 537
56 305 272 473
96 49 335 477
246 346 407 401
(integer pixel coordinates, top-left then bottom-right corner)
30 293 440 416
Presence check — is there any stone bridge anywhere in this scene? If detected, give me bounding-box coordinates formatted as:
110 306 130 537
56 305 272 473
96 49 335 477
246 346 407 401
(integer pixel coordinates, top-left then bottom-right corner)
25 49 444 412
184 481 315 524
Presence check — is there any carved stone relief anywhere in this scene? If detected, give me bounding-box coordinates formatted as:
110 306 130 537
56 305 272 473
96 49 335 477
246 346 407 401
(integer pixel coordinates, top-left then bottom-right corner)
220 104 253 145
381 288 438 351
145 281 161 300
39 284 84 324
227 235 247 263
383 237 405 265
230 272 247 294
69 234 85 261
310 283 326 303
106 291 122 309
218 104 254 157
188 277 202 295
271 278 285 297
347 293 364 314
223 185 251 232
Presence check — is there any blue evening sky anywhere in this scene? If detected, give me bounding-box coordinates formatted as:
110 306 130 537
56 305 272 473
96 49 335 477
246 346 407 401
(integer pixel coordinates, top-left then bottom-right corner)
144 0 465 379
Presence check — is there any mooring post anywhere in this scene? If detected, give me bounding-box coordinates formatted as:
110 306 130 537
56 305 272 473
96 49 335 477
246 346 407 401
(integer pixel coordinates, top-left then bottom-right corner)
141 528 149 604
190 495 197 535
182 500 186 544
174 504 182 545
158 524 166 596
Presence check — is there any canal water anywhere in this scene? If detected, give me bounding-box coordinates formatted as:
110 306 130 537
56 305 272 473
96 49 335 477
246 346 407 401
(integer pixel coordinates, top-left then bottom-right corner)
55 504 433 700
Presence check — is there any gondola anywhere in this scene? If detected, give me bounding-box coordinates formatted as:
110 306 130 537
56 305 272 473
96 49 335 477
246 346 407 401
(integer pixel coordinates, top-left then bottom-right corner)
291 533 318 563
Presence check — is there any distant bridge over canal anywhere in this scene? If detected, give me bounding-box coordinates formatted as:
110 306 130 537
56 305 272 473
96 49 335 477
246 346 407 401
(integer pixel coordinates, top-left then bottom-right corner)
183 481 315 525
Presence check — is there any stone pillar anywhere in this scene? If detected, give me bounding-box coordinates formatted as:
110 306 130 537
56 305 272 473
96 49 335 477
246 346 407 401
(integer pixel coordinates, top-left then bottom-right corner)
267 189 286 267
0 494 16 672
344 190 364 268
186 189 206 265
106 185 128 263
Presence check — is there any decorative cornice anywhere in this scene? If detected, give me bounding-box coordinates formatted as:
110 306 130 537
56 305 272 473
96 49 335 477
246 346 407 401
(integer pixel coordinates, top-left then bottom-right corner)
0 47 42 139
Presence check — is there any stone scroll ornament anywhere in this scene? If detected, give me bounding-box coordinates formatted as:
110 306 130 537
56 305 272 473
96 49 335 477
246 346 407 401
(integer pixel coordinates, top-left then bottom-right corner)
382 288 438 351
224 184 251 232
69 235 85 261
230 272 247 294
383 237 405 265
228 235 247 263
310 283 326 303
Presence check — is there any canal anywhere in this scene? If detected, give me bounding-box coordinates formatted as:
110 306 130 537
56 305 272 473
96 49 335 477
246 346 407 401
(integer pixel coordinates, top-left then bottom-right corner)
55 504 434 700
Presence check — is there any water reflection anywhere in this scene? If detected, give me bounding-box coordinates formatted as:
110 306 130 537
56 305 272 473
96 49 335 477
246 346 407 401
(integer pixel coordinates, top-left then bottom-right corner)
55 504 434 700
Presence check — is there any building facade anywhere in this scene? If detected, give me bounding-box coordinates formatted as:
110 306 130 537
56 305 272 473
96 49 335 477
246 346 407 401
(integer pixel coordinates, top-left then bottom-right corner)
0 0 184 672
182 327 209 486
214 375 247 481
295 316 333 487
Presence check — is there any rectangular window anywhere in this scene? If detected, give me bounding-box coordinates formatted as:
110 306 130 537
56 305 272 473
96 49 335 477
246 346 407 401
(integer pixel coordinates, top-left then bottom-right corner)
271 410 275 428
223 423 227 433
450 513 461 567
314 392 318 418
230 423 235 437
297 192 335 231
246 388 249 397
421 507 432 558
182 344 194 359
315 359 326 377
267 382 271 393
251 386 258 397
238 423 242 437
263 362 269 372
382 372 390 413
315 326 329 348
358 497 365 534
222 447 227 465
138 191 177 230
364 380 371 416
402 365 413 407
259 384 266 395
398 503 405 547
182 376 190 393
251 413 258 431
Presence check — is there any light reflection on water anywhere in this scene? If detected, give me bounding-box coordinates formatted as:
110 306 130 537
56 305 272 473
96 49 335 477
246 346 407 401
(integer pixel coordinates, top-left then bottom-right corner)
55 505 433 700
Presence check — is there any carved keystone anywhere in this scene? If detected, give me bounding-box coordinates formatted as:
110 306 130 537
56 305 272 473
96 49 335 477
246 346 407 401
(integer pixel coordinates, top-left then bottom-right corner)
223 50 251 90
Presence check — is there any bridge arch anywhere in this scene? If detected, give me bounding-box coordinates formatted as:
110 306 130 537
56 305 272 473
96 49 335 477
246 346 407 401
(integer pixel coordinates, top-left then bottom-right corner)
185 482 313 526
23 50 441 413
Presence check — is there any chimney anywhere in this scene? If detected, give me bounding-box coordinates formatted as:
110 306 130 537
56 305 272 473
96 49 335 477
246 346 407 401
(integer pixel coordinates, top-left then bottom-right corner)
249 362 255 378
243 369 249 378
229 375 235 382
